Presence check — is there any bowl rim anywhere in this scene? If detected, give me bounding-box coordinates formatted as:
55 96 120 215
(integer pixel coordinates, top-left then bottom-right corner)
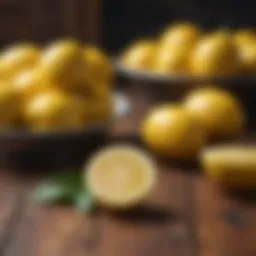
0 123 109 140
114 59 256 86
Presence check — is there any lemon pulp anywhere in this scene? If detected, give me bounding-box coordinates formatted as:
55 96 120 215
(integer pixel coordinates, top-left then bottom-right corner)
85 145 157 208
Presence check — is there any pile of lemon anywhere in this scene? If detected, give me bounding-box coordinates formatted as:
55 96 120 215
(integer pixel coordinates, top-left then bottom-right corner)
141 86 246 159
121 22 256 76
0 40 113 132
84 87 253 211
140 86 256 189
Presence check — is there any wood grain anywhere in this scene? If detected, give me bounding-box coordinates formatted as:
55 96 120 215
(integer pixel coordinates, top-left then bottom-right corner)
195 177 256 256
0 172 30 255
4 167 196 256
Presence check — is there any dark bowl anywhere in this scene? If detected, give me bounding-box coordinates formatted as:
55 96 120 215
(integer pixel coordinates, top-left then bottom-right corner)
0 126 108 170
0 93 131 170
115 61 256 128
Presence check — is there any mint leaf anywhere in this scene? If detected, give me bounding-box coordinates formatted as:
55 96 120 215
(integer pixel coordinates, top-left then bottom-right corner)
32 170 96 213
33 170 82 205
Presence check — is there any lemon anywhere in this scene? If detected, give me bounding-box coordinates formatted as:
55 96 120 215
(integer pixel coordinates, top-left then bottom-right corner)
236 41 256 74
39 40 86 91
85 144 157 209
189 31 239 76
183 87 246 139
155 44 190 74
23 90 85 131
83 87 113 123
0 44 40 79
141 104 205 160
0 83 20 126
157 23 200 75
122 40 157 70
201 145 256 189
233 29 256 46
160 22 201 49
83 46 113 86
12 69 47 100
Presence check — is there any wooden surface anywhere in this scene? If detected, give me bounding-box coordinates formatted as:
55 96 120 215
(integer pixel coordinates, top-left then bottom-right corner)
0 88 255 256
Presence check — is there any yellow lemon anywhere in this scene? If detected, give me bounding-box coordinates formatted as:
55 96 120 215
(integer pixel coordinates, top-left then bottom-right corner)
122 40 157 70
12 69 47 100
39 40 86 91
201 145 256 189
190 31 239 76
0 44 40 79
233 29 256 46
85 144 157 209
155 44 190 74
160 22 201 49
157 22 200 75
236 41 256 74
183 87 246 139
81 84 113 123
24 90 85 132
0 83 20 126
84 46 113 86
141 104 205 159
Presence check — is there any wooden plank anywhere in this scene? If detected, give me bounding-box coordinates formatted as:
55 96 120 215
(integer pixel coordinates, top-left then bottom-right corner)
0 172 29 255
4 204 99 256
4 165 196 256
195 177 256 256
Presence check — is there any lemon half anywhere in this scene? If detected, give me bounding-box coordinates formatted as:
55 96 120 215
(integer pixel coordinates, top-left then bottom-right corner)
85 145 157 209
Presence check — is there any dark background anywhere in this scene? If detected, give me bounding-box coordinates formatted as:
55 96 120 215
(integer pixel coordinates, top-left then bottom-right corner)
0 0 255 53
103 0 256 52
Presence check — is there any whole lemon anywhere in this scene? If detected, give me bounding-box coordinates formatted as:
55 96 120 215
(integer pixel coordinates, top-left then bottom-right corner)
84 46 113 86
160 22 201 49
39 40 86 91
0 83 20 126
190 31 239 76
23 90 85 132
141 104 205 159
233 29 256 46
12 69 47 100
183 87 246 139
0 44 40 79
236 40 256 75
155 44 190 74
82 84 113 123
122 40 157 70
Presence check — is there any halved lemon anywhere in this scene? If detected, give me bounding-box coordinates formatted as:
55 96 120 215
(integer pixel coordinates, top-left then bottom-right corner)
85 145 157 209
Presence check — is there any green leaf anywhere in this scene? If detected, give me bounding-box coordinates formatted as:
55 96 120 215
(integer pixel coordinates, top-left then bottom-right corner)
32 170 82 205
32 169 96 213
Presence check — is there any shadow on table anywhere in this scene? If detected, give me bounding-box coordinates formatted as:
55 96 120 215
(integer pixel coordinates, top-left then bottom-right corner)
157 157 201 175
226 188 256 203
108 204 174 225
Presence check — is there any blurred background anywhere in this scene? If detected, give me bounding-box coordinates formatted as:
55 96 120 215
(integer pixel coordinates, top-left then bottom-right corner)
1 0 255 52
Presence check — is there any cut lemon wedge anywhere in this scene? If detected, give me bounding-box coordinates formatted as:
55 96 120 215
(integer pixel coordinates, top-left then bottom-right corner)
85 145 157 209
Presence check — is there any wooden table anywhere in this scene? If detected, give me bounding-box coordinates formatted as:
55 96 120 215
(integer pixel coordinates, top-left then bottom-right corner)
0 88 255 256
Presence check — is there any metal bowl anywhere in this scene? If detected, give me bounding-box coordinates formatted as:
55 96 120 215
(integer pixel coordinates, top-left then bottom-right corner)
0 92 131 170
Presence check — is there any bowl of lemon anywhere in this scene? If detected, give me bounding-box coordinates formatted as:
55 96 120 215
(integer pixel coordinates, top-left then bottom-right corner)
117 22 256 84
0 39 126 169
